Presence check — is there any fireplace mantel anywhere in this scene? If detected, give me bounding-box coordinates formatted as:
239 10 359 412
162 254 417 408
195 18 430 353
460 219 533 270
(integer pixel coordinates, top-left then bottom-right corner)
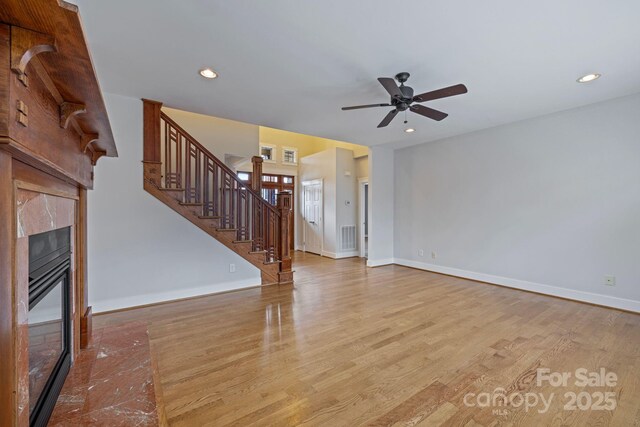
0 1 117 425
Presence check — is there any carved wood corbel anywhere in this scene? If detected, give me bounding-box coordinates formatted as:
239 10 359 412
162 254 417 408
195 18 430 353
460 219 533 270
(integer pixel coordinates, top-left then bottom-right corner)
10 26 57 86
81 133 99 153
91 150 106 166
60 102 87 129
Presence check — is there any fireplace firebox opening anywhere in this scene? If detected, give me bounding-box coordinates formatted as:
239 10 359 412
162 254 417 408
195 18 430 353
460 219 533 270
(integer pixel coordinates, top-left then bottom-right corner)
28 227 72 427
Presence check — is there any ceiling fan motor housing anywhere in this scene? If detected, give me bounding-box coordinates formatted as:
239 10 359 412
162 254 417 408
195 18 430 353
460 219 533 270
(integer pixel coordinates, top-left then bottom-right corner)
399 85 414 99
391 86 414 110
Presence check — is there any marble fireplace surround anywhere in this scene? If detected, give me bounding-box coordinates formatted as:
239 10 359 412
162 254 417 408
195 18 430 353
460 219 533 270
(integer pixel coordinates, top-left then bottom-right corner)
15 188 77 425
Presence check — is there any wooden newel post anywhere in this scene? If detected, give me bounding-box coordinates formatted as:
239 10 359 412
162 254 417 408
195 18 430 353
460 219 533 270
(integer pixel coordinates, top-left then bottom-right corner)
251 156 263 192
142 99 163 186
277 191 293 284
251 156 264 249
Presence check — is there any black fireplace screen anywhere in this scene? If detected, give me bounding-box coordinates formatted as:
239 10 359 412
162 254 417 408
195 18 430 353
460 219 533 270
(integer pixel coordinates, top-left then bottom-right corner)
28 227 71 427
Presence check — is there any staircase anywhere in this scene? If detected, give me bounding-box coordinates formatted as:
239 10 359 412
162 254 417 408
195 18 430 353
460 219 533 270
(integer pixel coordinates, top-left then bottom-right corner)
141 99 293 285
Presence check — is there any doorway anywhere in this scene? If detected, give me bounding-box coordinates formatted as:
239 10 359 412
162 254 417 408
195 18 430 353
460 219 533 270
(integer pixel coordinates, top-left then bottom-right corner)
302 179 322 255
358 178 369 258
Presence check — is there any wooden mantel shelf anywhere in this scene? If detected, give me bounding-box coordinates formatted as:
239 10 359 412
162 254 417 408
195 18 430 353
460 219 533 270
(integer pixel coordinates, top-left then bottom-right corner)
0 0 117 173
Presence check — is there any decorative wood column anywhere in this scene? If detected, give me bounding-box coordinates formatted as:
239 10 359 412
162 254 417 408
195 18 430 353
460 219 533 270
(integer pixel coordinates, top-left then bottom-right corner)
78 187 91 349
0 151 15 427
142 99 163 185
251 155 263 192
277 191 293 284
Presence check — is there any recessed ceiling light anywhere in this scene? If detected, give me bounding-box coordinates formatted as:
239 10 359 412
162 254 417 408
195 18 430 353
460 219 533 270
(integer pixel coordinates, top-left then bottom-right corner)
577 73 601 83
199 68 218 79
404 128 415 133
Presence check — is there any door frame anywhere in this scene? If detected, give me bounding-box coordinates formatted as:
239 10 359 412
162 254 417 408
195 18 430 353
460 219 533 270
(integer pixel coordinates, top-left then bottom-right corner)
301 179 323 255
358 177 369 258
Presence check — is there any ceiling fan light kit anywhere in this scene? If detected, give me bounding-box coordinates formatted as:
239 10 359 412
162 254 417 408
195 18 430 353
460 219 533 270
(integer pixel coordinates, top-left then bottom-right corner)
342 72 468 128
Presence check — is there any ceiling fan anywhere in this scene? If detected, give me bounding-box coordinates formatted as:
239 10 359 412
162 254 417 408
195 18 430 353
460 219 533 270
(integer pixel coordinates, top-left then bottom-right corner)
341 72 468 128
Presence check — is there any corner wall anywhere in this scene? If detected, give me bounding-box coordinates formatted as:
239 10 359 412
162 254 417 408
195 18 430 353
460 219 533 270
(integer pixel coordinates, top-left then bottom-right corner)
393 93 640 311
88 93 261 313
367 146 394 266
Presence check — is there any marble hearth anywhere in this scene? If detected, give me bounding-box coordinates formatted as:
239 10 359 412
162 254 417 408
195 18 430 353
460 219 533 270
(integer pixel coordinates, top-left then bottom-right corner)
49 322 159 425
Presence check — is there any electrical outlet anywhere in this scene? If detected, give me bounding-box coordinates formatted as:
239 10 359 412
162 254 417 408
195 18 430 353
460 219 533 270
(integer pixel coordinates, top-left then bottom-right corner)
229 263 236 273
604 275 615 286
431 251 437 259
418 249 424 257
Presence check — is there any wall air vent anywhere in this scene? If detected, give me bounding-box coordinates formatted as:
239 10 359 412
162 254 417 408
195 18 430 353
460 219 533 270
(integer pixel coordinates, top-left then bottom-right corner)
340 225 357 251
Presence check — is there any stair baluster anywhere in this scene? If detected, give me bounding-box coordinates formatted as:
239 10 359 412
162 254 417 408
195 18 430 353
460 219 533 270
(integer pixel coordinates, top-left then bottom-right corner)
142 99 292 285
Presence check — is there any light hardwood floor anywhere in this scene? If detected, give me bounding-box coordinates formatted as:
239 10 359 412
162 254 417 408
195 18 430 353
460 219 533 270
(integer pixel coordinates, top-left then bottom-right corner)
96 252 640 426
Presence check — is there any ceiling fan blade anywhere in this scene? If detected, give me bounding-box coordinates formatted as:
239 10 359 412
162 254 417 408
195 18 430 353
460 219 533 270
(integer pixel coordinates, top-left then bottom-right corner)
410 104 448 121
413 84 468 103
342 103 391 111
377 109 398 128
378 77 403 99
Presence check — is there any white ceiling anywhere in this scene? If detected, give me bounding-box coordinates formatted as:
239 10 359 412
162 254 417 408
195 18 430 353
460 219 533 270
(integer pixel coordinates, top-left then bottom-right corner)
73 0 640 149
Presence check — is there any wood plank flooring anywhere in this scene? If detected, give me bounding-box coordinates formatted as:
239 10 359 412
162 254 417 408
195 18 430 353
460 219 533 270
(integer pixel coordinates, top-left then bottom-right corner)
95 252 640 426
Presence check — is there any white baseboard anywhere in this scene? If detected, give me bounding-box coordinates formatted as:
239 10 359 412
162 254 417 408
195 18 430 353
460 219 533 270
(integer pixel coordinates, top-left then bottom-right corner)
91 277 260 314
321 250 360 259
367 258 395 267
393 258 640 313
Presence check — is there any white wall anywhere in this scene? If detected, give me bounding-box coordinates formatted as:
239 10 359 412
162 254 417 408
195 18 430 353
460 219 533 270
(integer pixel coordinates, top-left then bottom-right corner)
88 94 261 313
393 93 640 312
367 146 395 266
299 149 336 254
162 106 258 165
299 148 359 258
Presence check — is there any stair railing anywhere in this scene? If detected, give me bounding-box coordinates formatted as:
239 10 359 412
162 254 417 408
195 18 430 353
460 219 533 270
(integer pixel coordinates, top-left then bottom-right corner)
142 99 292 279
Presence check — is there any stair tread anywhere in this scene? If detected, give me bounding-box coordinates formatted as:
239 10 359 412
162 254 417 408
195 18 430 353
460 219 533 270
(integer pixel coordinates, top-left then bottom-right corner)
250 250 267 254
180 202 203 206
264 260 282 265
216 228 237 232
159 187 185 192
199 215 222 219
234 240 253 244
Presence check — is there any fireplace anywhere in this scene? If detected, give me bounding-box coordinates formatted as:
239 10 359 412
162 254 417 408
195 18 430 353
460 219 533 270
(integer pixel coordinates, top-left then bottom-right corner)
28 227 72 427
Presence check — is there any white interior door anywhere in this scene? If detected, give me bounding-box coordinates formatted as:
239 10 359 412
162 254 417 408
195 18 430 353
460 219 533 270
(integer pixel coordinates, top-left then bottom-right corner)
303 181 322 255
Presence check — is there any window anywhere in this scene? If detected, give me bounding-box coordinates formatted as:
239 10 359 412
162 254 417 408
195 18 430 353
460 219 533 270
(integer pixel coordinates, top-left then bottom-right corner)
260 144 276 162
283 176 293 184
282 147 298 165
237 172 250 181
